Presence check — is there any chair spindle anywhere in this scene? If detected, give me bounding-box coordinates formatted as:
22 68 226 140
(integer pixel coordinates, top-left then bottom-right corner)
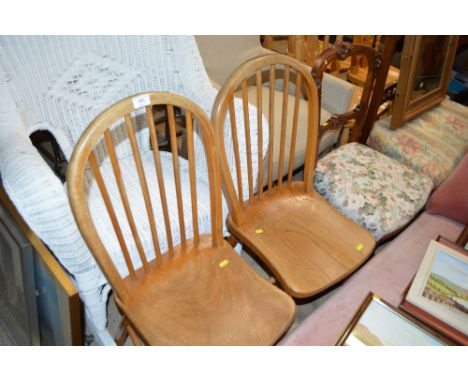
167 105 186 249
104 129 149 271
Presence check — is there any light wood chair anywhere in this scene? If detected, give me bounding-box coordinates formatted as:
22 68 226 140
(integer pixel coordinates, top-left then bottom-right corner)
263 35 344 73
67 92 295 345
347 35 400 87
211 55 376 298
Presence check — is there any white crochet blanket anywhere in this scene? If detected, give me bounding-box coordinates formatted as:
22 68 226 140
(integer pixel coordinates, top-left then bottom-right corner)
0 36 268 342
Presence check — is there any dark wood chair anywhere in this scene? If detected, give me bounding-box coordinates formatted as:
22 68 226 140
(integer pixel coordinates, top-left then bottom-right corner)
312 41 381 144
211 55 376 298
67 92 295 345
311 41 434 243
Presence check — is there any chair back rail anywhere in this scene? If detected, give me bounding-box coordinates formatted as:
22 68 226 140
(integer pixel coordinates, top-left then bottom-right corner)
68 93 222 302
312 42 382 142
211 54 319 225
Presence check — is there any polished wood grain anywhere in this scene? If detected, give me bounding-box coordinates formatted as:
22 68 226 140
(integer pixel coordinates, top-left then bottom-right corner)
147 105 174 257
212 55 376 298
312 42 382 144
67 92 295 345
256 70 264 199
118 236 295 345
390 35 459 129
360 36 400 144
226 186 375 297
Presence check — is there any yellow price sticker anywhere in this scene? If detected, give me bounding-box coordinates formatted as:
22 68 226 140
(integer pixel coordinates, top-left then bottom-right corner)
356 243 364 252
255 229 264 234
219 259 229 268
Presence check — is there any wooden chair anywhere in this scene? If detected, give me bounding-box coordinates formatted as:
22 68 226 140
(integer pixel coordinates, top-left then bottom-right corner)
211 55 376 298
311 42 434 243
67 92 295 345
347 35 400 87
312 42 381 143
263 35 344 73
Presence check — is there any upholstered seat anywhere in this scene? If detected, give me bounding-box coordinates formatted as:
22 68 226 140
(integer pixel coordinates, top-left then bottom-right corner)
314 142 433 241
367 99 468 188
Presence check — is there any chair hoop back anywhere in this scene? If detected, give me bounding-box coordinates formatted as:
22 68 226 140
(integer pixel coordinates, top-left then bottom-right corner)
67 92 222 302
211 54 319 224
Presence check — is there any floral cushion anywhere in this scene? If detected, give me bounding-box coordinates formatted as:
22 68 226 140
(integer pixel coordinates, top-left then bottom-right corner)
368 99 468 188
314 143 433 240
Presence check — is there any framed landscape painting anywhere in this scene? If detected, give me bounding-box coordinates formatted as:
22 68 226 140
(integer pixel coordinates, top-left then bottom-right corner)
404 239 468 343
336 292 449 346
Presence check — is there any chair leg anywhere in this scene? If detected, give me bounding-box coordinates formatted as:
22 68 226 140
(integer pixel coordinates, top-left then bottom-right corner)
226 235 239 248
127 324 143 346
115 317 130 346
115 317 144 346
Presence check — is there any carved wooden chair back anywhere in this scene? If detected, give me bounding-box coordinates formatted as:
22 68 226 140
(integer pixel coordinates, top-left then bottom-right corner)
312 42 381 143
67 92 222 304
211 54 319 226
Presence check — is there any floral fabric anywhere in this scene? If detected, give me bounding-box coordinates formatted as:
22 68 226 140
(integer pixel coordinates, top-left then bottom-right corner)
368 99 468 188
314 143 433 240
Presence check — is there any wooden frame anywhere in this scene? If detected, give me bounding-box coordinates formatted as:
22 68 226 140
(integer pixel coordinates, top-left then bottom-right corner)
336 292 452 346
400 237 468 345
456 224 468 247
390 35 459 129
0 186 82 345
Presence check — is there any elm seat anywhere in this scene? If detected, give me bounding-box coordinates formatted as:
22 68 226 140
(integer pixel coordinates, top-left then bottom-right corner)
225 186 376 297
123 237 295 345
314 142 433 241
367 99 468 188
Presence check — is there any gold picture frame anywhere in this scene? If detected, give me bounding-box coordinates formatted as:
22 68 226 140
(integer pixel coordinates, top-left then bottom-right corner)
336 292 451 346
390 35 459 129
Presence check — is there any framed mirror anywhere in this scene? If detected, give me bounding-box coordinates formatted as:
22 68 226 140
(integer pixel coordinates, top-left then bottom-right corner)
390 35 459 129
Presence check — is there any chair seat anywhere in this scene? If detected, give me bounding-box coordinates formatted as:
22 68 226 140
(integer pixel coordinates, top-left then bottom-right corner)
226 186 375 298
314 142 433 241
368 99 468 187
120 236 296 345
